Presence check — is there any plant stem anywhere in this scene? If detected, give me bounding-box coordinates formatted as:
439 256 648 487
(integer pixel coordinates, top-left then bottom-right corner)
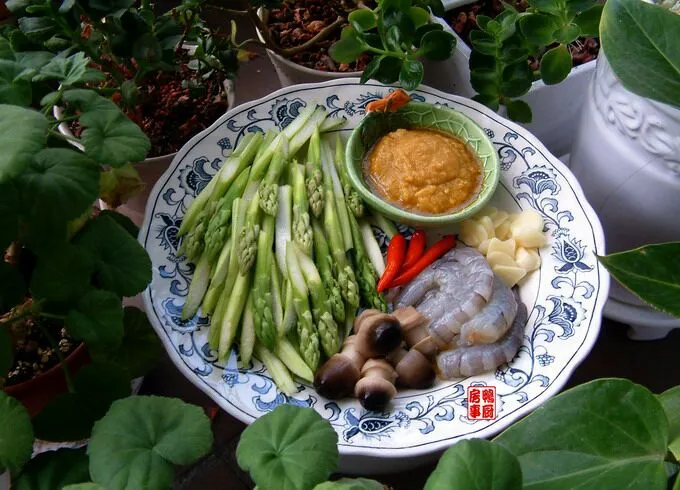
34 320 75 394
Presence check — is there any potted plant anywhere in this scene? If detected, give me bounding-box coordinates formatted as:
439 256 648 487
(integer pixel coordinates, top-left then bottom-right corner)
568 0 680 340
0 37 214 489
422 0 602 156
5 0 240 225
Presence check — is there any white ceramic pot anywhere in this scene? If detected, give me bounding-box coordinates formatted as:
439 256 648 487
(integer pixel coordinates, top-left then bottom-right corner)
427 15 596 157
569 51 680 340
256 8 361 86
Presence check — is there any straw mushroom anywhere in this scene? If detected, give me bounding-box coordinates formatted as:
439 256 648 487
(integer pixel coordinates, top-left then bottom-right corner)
355 359 398 411
353 309 403 357
313 335 371 399
386 346 436 389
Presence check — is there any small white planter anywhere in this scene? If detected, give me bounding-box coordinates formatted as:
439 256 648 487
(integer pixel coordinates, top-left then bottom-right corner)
427 14 596 157
569 51 680 340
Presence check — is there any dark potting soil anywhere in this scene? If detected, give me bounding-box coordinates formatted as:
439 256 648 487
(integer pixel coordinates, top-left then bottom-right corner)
446 0 600 69
266 0 374 72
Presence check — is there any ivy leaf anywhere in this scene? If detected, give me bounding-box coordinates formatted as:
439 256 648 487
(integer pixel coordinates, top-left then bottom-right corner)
236 404 339 490
573 4 603 37
34 52 105 86
600 0 680 108
90 306 161 378
13 448 90 490
348 9 377 33
30 244 95 304
540 44 572 84
419 30 456 61
505 99 532 123
399 58 423 91
495 379 669 489
329 27 366 64
0 59 32 106
0 391 34 474
62 89 150 167
17 148 100 228
659 387 680 459
88 396 213 490
0 261 26 312
424 439 522 490
519 13 558 45
33 362 131 441
314 479 385 490
598 243 680 317
0 326 12 379
74 213 152 297
65 288 124 348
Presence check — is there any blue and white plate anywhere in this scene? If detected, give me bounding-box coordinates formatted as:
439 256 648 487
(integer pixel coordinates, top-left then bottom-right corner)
139 79 609 473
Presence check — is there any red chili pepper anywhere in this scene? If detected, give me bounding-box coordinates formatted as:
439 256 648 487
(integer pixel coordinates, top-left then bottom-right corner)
388 235 457 288
376 233 406 292
403 230 426 270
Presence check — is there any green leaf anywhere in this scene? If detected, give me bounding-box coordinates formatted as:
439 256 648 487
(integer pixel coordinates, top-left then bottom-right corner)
349 9 377 33
85 0 135 16
0 261 26 312
62 89 150 167
659 387 680 459
0 180 19 250
505 99 532 123
88 396 213 490
18 148 100 227
424 439 522 490
526 0 565 16
381 7 416 45
409 7 430 28
399 58 423 91
385 25 402 52
495 379 669 489
132 33 161 62
371 55 402 84
470 30 497 56
600 0 680 108
120 79 138 107
34 52 105 86
90 307 161 378
237 405 339 490
360 55 383 84
18 17 56 42
13 448 90 490
414 23 443 47
598 243 680 317
573 5 603 37
501 60 533 97
0 326 12 378
413 0 445 17
59 0 76 12
13 51 54 73
0 391 34 474
74 213 152 297
0 59 32 106
63 484 107 490
566 0 597 17
33 362 132 441
472 93 500 111
419 30 456 61
519 13 559 45
329 28 366 64
65 289 124 348
540 44 572 84
98 209 139 238
553 23 581 44
31 244 95 304
314 478 385 490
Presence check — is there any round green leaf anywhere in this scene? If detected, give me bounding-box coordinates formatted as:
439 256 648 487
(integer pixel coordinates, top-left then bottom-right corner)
236 405 339 490
360 55 383 84
526 0 564 16
659 387 680 460
381 8 415 45
414 23 443 47
540 44 572 85
470 68 499 96
399 58 424 91
74 213 152 297
371 55 402 84
65 289 124 348
553 23 581 44
329 28 366 64
469 30 496 56
519 13 559 45
88 396 213 490
31 244 94 304
472 93 500 112
348 9 377 33
495 379 670 489
419 30 456 61
566 0 598 17
501 60 533 97
0 105 47 182
424 439 522 490
33 362 132 441
573 5 603 37
385 25 402 52
98 209 140 238
90 306 161 378
0 391 34 474
505 99 532 123
314 478 385 490
0 261 25 313
409 7 430 28
13 448 90 490
0 326 12 379
0 59 32 106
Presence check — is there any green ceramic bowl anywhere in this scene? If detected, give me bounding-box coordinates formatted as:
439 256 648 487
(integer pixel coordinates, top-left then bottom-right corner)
345 101 499 227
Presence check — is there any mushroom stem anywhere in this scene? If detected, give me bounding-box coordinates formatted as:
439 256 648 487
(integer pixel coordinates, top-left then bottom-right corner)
387 346 436 389
393 306 440 355
313 335 368 399
355 359 397 412
353 309 403 357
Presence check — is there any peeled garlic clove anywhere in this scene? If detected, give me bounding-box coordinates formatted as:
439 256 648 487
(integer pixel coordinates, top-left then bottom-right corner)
460 219 484 247
513 229 548 248
516 247 541 271
487 251 517 268
478 238 492 256
493 265 527 288
491 210 509 228
487 237 516 257
511 210 544 236
495 221 512 240
480 206 498 219
479 216 495 239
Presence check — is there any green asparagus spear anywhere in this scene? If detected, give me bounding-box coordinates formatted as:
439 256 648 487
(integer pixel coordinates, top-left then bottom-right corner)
348 210 387 312
253 215 277 351
255 343 297 395
312 220 345 323
239 293 255 367
202 236 232 315
305 127 324 218
259 148 288 216
181 253 211 320
321 140 353 251
271 254 284 334
334 133 364 217
288 106 328 157
238 191 263 274
209 132 262 204
291 162 313 255
218 268 252 362
275 338 314 383
281 278 296 336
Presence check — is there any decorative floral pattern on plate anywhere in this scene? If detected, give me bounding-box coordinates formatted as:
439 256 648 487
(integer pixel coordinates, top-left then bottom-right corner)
140 80 608 458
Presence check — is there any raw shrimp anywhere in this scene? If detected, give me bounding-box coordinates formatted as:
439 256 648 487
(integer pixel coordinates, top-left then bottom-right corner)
436 291 527 379
395 246 494 346
458 275 518 346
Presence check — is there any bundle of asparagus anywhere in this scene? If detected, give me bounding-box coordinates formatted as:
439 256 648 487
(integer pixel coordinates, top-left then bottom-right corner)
177 105 390 395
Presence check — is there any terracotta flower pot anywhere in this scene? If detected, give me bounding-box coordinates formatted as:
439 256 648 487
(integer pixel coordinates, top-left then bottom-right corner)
4 343 90 417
